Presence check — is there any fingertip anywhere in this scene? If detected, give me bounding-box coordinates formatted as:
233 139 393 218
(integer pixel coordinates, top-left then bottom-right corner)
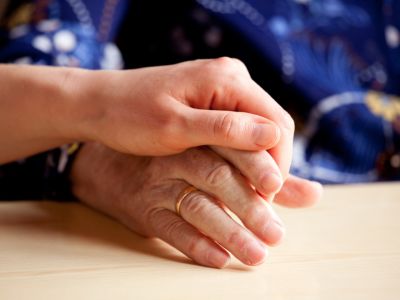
261 206 286 246
307 180 324 206
297 178 323 207
245 240 269 266
274 175 323 208
207 248 231 269
311 180 324 193
265 221 286 247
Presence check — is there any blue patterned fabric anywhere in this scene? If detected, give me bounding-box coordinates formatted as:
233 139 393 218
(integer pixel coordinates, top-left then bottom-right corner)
0 0 399 200
0 0 128 199
197 0 400 183
0 0 127 68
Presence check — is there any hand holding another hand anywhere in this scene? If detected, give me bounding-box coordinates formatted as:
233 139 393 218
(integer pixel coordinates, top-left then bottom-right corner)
71 143 322 268
73 57 294 178
69 57 319 268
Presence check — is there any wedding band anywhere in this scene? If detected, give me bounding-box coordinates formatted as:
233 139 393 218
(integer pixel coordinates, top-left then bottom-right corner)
175 186 198 216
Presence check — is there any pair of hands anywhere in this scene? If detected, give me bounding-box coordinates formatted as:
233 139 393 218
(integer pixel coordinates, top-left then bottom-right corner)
71 143 321 268
69 57 322 268
75 57 294 179
3 56 320 267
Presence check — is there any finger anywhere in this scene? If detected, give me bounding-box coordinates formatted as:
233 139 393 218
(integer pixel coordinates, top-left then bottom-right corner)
172 148 285 246
148 208 231 268
233 80 294 180
210 146 283 197
181 106 281 151
179 57 294 178
175 188 268 266
274 175 323 208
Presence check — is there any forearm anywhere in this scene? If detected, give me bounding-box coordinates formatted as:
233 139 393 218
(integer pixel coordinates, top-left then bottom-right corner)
0 64 90 163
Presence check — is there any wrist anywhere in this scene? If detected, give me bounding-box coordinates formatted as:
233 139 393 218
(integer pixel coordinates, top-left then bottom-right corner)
0 65 93 163
9 65 93 143
43 66 95 142
39 66 124 144
63 68 117 143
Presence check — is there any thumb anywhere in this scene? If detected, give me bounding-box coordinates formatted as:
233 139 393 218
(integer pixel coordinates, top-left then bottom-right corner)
274 175 323 208
182 107 281 151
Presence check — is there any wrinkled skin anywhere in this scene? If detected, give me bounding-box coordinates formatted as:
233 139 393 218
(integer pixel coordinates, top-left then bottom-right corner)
71 143 322 268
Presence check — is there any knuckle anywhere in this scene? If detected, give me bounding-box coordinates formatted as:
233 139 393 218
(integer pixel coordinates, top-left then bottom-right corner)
164 218 187 240
186 237 206 258
147 208 166 230
243 204 270 229
181 192 208 216
231 57 246 67
205 163 234 187
207 57 249 80
230 57 249 75
214 113 237 142
212 56 237 70
148 208 184 238
226 230 247 250
212 57 247 71
199 59 250 107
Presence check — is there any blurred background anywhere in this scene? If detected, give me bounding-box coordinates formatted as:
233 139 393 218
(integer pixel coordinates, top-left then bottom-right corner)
1 0 399 194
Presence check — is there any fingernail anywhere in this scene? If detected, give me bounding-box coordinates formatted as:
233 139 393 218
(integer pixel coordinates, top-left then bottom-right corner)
244 240 268 265
262 207 285 245
208 250 231 268
254 123 280 148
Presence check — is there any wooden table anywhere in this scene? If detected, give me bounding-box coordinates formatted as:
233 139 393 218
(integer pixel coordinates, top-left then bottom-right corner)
0 183 399 300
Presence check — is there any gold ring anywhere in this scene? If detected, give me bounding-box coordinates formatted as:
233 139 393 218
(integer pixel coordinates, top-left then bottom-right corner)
175 186 198 216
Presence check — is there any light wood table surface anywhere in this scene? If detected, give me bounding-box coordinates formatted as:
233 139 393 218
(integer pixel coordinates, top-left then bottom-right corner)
0 183 399 299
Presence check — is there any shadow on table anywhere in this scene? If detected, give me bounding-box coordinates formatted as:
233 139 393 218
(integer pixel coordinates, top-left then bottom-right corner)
6 201 249 271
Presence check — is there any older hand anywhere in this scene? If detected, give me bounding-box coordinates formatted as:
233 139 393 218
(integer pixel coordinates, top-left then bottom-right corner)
73 58 293 178
70 143 321 268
